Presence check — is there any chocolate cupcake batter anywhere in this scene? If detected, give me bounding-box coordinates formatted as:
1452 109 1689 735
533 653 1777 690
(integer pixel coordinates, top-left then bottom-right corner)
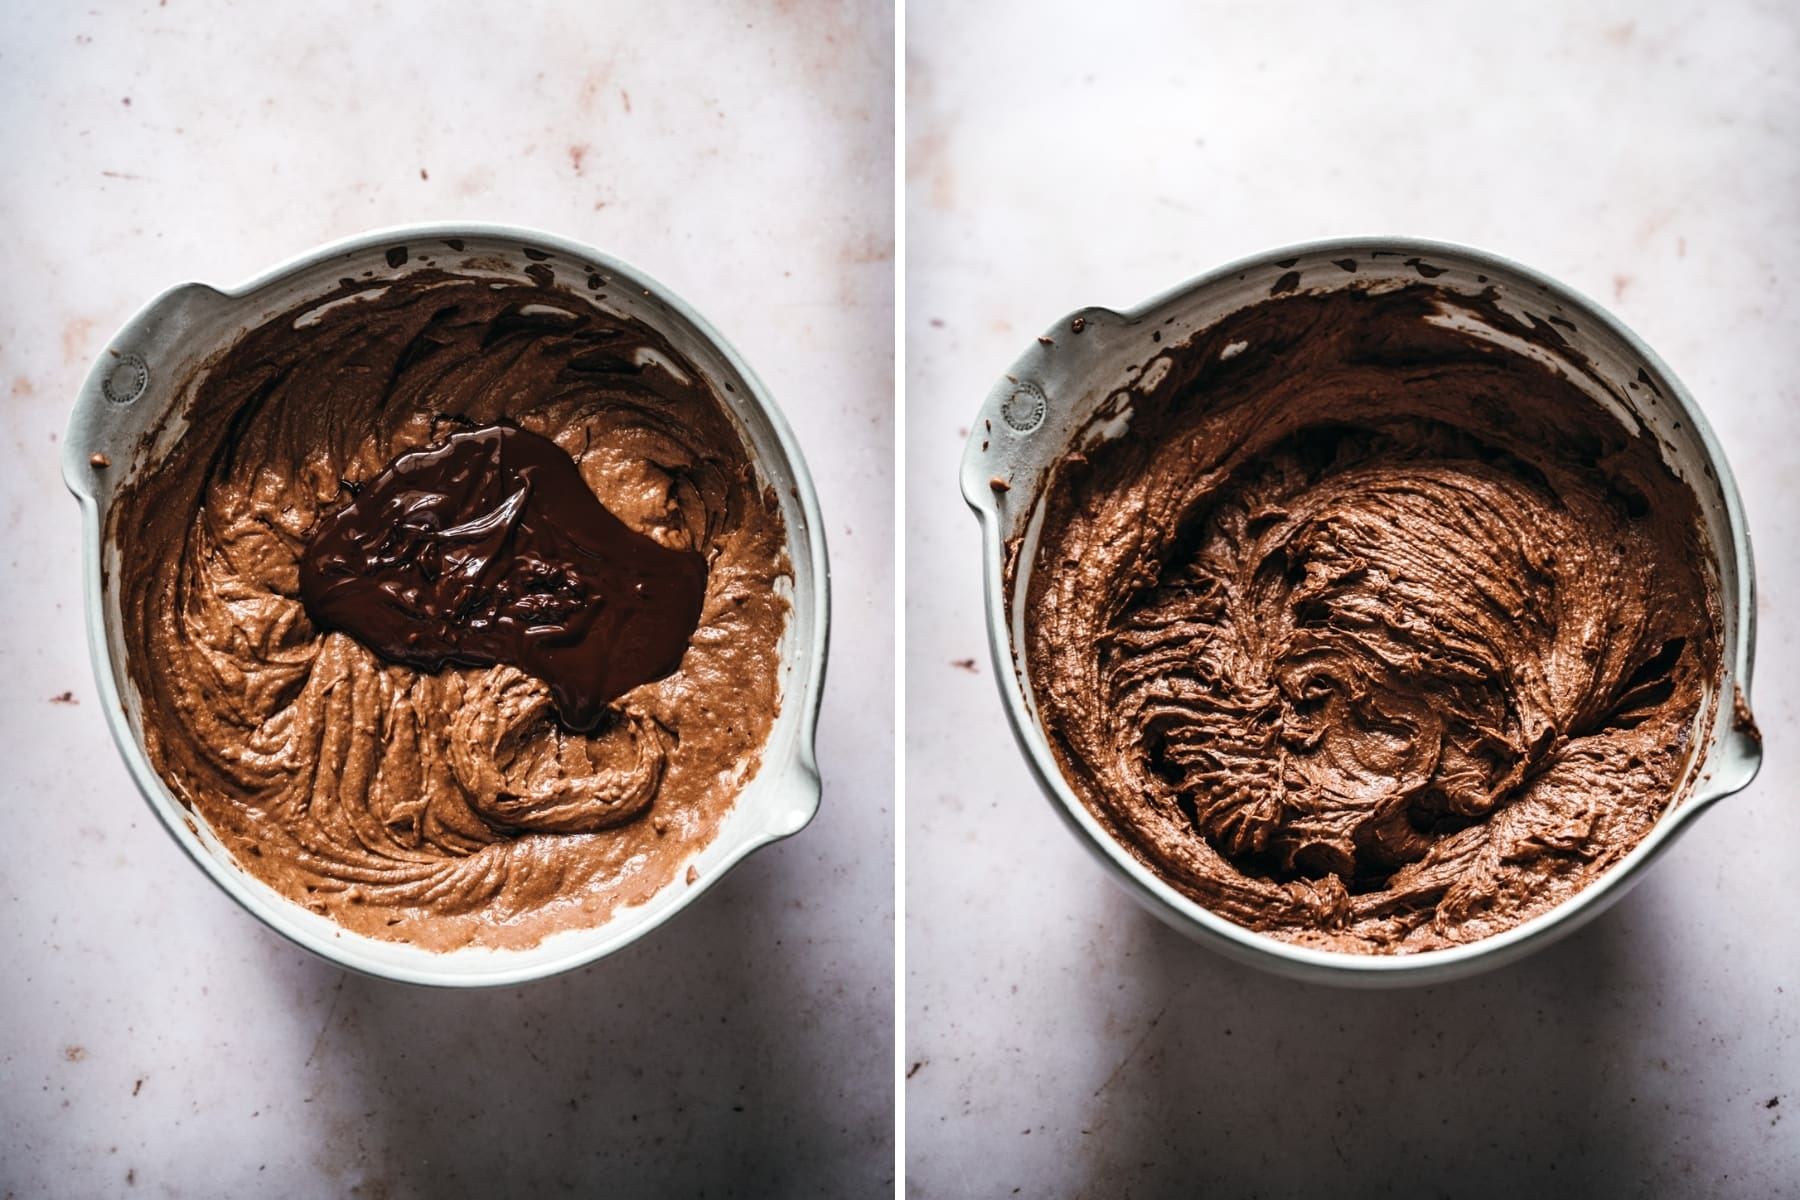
1023 285 1718 953
116 271 788 951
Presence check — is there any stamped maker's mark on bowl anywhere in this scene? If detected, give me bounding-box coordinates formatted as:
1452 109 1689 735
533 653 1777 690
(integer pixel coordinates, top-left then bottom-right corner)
103 354 148 405
1001 381 1047 434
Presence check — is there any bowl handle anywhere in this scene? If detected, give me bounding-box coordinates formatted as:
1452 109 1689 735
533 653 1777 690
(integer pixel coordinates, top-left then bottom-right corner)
62 282 234 501
959 305 1128 517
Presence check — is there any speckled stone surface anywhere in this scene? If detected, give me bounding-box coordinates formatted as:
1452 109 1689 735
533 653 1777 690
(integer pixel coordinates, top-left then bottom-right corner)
906 2 1798 1195
0 2 893 1195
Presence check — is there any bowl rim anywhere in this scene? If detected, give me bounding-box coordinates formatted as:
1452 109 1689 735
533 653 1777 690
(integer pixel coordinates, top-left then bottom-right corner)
962 234 1760 985
64 221 831 988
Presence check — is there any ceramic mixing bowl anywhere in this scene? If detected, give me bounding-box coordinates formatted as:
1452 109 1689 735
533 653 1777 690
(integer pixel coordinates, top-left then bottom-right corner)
64 223 829 987
962 237 1759 986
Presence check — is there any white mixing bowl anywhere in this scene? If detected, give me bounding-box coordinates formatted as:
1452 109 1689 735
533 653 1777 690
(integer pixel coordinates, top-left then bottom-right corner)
64 224 830 987
962 237 1760 986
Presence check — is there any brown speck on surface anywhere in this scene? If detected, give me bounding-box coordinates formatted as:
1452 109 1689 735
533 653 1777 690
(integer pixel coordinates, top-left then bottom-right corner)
652 814 668 835
89 453 110 469
685 865 699 885
989 477 1010 493
929 318 945 328
1767 1096 1780 1109
906 1060 926 1079
1269 270 1302 296
1613 274 1632 301
1333 258 1357 271
1037 336 1054 346
443 239 465 251
957 426 969 439
419 167 428 180
127 1168 136 1186
121 96 131 106
621 89 632 113
1404 257 1446 278
64 1046 85 1062
1071 316 1086 334
49 691 78 705
981 441 989 451
568 144 589 174
132 1077 144 1096
984 419 991 432
1733 685 1761 748
385 246 408 269
951 659 978 674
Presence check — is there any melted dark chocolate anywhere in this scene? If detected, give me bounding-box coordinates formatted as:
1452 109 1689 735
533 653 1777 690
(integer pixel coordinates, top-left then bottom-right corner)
299 423 706 731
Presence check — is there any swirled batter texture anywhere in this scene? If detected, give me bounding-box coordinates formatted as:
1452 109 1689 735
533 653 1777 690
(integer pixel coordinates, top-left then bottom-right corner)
1023 285 1717 953
117 271 787 951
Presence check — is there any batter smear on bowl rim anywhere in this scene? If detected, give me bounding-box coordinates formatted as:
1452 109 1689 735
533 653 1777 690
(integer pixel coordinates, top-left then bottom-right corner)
116 271 788 951
1021 284 1719 953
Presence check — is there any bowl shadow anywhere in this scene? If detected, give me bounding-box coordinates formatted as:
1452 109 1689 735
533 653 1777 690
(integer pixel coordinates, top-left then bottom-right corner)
258 845 881 1197
1069 885 1688 1198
